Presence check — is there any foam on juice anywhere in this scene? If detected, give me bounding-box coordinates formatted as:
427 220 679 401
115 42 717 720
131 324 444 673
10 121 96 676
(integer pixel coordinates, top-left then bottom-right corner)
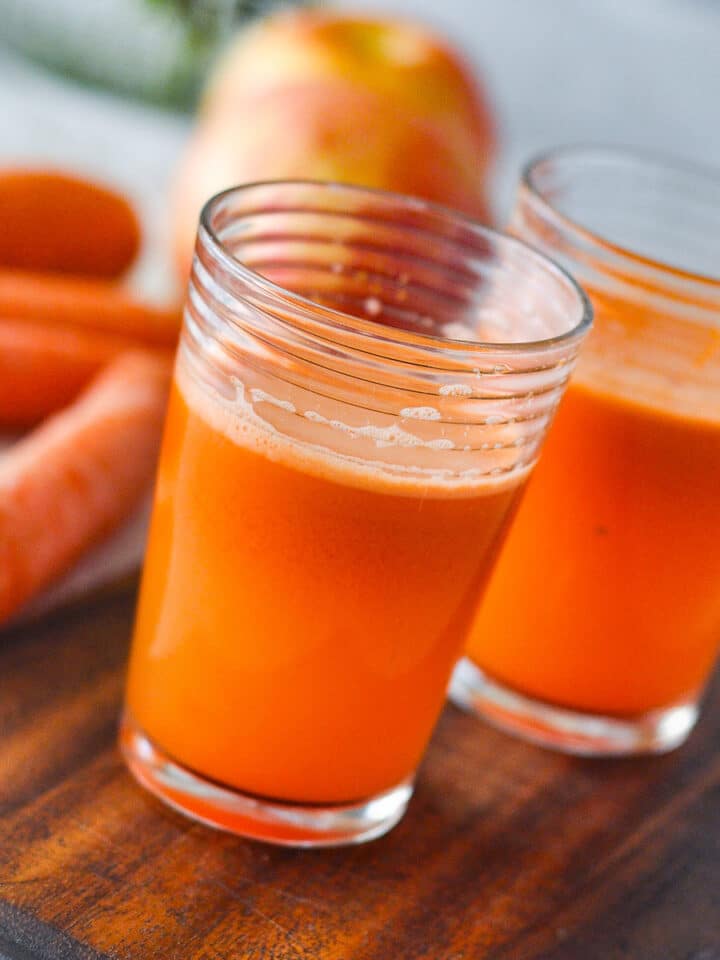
176 347 529 499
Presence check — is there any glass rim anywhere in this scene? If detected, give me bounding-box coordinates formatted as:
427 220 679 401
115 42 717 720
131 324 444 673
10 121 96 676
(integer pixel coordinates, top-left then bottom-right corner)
521 143 720 288
198 179 592 357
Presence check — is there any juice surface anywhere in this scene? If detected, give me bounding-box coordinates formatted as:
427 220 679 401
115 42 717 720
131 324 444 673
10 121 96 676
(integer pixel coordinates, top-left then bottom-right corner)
467 295 720 715
127 352 524 804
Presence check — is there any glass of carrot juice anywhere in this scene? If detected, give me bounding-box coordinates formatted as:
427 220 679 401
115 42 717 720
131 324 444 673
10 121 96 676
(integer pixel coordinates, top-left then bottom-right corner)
121 181 590 846
453 147 720 755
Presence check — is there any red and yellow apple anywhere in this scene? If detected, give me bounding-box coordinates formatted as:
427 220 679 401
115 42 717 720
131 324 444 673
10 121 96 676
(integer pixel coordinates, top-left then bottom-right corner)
172 10 496 279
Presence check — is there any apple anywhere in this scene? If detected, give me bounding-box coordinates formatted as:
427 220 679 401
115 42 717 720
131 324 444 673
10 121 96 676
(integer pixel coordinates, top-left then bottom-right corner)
202 11 494 159
172 11 496 279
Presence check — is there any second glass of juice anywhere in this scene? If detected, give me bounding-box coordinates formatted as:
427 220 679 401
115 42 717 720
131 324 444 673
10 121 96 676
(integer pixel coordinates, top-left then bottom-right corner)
454 147 720 755
121 181 590 846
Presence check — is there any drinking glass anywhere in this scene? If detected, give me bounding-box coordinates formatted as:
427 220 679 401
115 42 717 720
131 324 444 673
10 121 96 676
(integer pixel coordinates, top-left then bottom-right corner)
121 181 590 845
454 146 720 755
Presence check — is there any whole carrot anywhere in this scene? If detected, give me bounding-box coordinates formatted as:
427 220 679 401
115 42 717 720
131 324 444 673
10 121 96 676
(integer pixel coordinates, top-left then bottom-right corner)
0 170 141 278
0 318 172 428
0 270 181 347
0 351 172 623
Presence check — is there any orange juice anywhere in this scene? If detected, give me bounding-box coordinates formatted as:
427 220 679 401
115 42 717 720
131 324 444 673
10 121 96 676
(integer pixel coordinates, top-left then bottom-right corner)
466 293 720 716
127 353 525 804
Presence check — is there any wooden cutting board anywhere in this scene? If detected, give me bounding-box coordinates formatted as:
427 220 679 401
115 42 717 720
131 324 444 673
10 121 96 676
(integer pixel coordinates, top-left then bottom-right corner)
0 592 718 959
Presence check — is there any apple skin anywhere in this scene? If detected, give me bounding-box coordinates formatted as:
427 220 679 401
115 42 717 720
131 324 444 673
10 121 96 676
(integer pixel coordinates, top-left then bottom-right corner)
172 11 496 280
202 11 495 162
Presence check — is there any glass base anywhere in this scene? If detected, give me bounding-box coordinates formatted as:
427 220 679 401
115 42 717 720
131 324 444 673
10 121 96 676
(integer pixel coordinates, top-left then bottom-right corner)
119 712 413 848
450 658 699 756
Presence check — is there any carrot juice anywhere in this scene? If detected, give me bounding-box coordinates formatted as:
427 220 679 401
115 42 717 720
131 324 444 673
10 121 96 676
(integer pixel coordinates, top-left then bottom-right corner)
126 352 523 805
465 300 720 716
121 181 590 843
456 147 720 753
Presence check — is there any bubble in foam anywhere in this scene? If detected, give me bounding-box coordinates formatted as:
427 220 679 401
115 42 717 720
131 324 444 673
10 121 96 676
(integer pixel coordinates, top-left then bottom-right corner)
492 363 512 374
300 406 445 449
250 388 296 414
439 383 473 398
364 296 382 317
400 406 441 420
329 419 358 440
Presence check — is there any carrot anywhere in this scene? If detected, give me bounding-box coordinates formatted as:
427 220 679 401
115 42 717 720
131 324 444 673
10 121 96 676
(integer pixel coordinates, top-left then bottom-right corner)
0 351 172 622
0 317 172 428
0 270 181 347
0 169 141 278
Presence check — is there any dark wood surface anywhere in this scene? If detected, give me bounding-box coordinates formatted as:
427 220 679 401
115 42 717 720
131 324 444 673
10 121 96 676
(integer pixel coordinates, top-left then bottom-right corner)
0 591 718 960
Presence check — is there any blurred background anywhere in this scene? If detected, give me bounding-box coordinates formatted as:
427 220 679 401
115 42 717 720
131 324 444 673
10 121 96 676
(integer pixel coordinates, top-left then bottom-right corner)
3 0 719 298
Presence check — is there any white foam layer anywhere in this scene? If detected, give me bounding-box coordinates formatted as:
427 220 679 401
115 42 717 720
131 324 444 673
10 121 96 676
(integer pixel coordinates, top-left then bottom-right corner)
176 353 529 499
400 406 442 421
439 383 473 398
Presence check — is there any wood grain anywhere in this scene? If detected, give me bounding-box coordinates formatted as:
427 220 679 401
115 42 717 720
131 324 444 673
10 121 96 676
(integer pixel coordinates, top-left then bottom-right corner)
0 593 718 960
